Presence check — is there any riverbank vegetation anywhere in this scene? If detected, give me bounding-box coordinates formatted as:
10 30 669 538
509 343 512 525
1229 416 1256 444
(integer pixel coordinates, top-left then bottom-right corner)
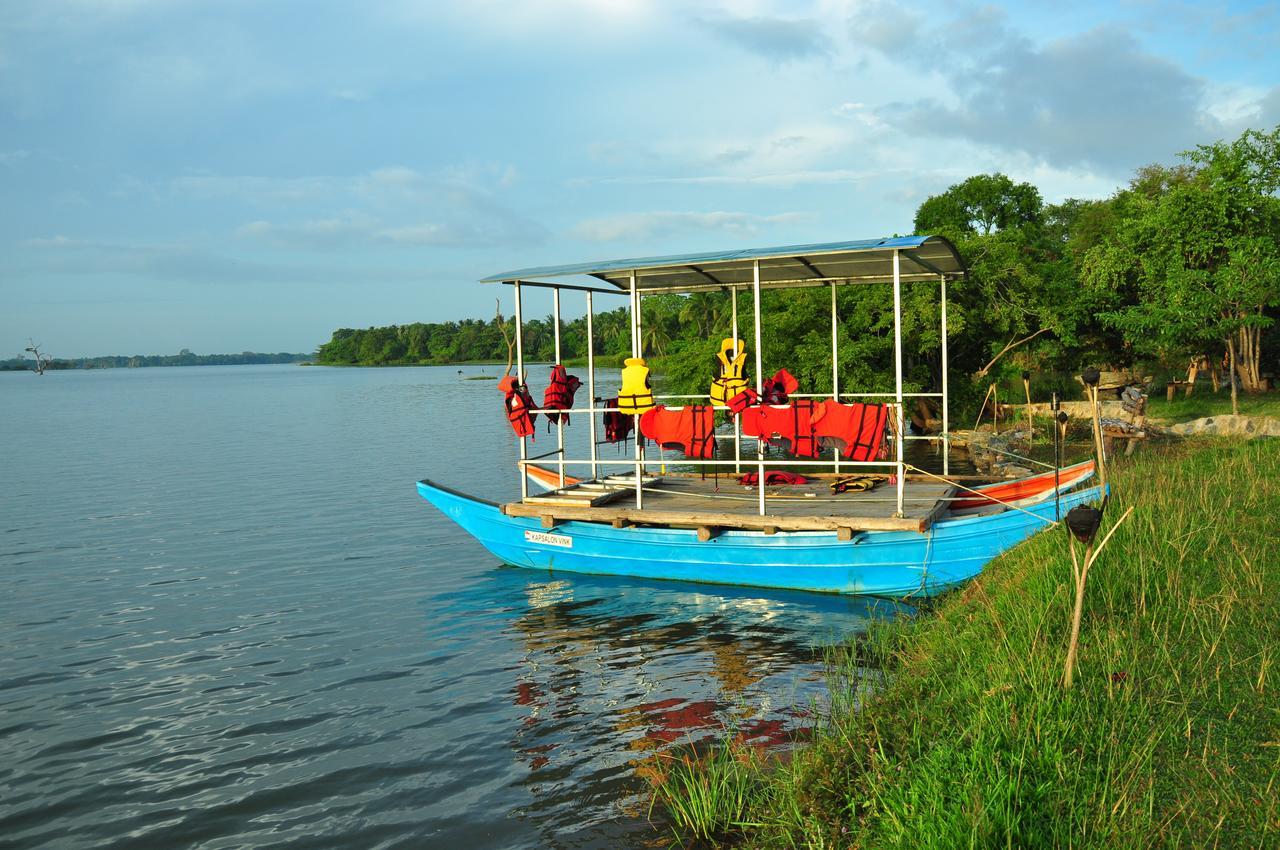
0 349 313 371
650 437 1280 847
316 125 1279 422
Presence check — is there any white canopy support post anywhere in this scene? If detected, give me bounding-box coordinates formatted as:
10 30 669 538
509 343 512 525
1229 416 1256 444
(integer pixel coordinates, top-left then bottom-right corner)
514 282 528 501
630 271 643 510
940 274 950 476
553 286 564 488
753 260 765 516
893 251 905 516
831 280 841 474
586 290 598 481
731 285 741 473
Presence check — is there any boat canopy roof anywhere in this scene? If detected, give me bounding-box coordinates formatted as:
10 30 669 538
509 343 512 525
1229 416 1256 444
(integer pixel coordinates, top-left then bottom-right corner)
481 235 964 292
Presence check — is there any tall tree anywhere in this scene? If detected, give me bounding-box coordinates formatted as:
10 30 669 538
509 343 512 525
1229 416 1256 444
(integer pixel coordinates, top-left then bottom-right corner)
1082 126 1280 413
915 174 1086 381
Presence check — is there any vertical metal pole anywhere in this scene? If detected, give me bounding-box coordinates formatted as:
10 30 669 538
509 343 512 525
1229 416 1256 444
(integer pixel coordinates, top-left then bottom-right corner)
893 252 905 516
753 261 765 517
731 286 741 473
940 274 950 476
630 272 643 509
514 282 528 501
586 291 598 481
553 286 564 488
831 280 841 474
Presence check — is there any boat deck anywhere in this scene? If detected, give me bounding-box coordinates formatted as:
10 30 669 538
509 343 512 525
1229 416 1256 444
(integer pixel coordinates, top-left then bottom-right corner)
503 474 957 533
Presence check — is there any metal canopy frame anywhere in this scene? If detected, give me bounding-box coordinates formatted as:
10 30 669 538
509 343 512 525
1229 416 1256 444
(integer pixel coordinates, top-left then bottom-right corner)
499 236 964 518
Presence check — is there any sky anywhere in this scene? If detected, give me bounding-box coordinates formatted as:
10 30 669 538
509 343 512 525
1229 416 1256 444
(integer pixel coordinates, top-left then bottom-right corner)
2 0 1278 358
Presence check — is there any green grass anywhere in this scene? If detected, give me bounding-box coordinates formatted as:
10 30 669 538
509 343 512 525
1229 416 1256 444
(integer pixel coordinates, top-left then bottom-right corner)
1145 390 1280 423
649 439 1280 847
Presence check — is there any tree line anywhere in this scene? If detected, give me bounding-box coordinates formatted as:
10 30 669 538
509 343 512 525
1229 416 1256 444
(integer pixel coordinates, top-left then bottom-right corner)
316 125 1279 412
1 350 312 371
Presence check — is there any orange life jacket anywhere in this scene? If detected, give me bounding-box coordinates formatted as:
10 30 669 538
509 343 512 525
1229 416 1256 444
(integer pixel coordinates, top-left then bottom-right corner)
498 375 537 438
639 404 717 458
812 400 889 461
542 364 582 428
739 399 822 458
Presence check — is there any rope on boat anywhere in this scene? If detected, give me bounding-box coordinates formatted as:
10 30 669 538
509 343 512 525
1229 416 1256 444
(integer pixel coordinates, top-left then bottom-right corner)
974 441 1057 470
902 463 1060 526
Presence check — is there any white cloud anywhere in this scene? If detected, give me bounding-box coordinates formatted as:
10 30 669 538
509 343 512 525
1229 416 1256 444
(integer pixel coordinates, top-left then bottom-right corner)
848 0 921 54
877 23 1218 174
696 13 829 60
569 210 811 242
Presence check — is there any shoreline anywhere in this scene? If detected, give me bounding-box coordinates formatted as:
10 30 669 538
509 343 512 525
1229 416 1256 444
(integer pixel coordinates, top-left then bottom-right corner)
651 437 1280 847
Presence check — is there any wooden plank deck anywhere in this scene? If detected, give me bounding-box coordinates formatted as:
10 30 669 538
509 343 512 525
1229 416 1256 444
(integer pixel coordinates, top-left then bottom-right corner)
505 476 957 533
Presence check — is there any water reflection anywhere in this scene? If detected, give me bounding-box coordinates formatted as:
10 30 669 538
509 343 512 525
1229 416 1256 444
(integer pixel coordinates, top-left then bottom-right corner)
480 570 911 845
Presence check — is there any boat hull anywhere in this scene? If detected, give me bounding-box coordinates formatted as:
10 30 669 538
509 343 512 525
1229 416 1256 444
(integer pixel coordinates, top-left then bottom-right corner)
417 479 1103 598
950 459 1095 513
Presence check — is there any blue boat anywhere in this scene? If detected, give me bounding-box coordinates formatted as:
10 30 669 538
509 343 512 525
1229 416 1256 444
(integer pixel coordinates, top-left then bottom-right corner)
419 236 1101 597
419 479 1102 597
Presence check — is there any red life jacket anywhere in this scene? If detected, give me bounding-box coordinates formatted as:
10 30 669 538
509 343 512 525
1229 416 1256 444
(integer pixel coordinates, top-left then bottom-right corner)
738 471 809 486
498 375 537 438
542 364 582 429
603 397 633 444
812 400 889 460
726 387 759 414
740 399 822 458
762 368 799 405
639 405 717 458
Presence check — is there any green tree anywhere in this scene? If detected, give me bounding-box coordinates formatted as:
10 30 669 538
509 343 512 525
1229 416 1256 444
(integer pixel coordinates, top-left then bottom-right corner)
914 173 1088 384
1082 126 1280 413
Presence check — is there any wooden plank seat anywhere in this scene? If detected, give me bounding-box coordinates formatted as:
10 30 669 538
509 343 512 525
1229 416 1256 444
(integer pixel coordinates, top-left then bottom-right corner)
509 476 956 534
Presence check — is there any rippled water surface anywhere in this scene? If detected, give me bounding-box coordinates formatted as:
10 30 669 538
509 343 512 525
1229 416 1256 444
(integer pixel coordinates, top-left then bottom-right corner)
1 364 906 849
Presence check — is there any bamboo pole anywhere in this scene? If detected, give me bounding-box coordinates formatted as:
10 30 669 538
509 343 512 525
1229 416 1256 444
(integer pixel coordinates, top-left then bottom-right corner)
1022 370 1034 445
1063 506 1134 688
972 383 996 432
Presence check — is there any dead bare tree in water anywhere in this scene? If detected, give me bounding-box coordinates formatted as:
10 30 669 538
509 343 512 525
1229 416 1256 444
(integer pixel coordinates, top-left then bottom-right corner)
495 298 516 378
24 340 52 375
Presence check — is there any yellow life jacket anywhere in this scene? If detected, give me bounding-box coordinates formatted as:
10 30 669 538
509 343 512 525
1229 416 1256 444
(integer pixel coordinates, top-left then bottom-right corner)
618 357 655 414
709 338 749 406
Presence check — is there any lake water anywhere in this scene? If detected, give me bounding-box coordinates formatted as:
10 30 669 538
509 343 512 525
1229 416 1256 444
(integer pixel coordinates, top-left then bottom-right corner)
1 364 907 849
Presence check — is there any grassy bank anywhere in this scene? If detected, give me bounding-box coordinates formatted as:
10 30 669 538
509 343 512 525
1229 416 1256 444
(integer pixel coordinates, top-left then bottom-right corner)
651 438 1280 847
1145 391 1280 422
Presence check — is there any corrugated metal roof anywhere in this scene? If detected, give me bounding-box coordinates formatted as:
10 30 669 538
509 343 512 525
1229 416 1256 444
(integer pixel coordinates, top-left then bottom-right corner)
480 235 965 290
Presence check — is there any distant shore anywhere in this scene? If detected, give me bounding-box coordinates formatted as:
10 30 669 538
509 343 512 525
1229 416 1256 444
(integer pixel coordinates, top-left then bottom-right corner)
1 351 313 371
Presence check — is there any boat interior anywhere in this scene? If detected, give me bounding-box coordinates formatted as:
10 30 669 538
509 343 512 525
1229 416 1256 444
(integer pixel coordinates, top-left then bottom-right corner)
505 473 958 534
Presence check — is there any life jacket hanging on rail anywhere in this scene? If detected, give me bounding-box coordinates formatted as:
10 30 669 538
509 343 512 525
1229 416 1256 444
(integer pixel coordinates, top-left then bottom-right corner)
639 404 718 459
542 364 582 430
602 397 634 445
498 375 537 439
811 400 890 461
618 358 656 414
739 399 822 458
709 338 749 407
762 368 799 405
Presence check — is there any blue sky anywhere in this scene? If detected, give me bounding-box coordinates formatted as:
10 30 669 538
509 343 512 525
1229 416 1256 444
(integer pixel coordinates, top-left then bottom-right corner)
2 0 1277 357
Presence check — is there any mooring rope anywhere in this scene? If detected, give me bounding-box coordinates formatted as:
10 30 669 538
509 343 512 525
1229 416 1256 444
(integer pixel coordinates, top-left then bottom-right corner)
902 463 1060 526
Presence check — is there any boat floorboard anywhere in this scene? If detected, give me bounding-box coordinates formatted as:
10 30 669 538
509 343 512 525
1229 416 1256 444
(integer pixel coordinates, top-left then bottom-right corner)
505 476 956 533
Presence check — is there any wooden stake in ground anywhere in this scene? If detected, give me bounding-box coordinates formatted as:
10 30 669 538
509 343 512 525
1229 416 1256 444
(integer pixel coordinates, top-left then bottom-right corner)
1022 370 1034 445
992 382 1000 435
972 383 996 432
1063 505 1134 688
1082 367 1108 491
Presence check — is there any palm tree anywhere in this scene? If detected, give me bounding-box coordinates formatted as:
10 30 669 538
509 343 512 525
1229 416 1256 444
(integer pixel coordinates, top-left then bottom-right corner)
640 302 672 356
